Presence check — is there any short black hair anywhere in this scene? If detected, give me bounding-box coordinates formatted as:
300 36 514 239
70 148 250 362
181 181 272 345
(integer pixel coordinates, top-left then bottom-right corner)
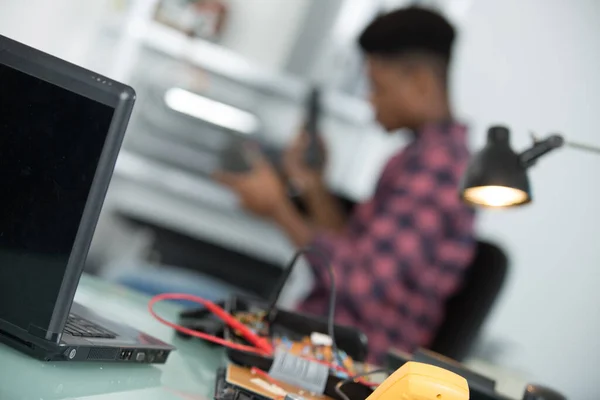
358 6 456 61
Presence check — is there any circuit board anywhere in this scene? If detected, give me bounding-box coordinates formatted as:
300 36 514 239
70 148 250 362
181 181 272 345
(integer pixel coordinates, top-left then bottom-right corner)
232 311 366 378
217 364 333 400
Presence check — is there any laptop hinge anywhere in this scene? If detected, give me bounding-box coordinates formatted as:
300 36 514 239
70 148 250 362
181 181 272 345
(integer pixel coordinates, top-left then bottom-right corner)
28 324 60 342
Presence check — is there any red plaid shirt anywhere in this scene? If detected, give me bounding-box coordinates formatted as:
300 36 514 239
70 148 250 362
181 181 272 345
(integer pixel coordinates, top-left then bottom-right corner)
298 122 476 364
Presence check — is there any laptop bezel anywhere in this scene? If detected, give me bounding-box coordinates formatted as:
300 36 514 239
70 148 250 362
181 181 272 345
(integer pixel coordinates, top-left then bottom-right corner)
0 34 135 345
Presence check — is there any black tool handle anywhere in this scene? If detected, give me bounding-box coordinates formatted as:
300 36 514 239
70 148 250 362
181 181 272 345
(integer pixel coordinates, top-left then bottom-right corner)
303 87 325 169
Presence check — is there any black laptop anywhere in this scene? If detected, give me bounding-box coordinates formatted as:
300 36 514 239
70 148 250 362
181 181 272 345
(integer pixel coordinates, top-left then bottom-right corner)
0 35 175 363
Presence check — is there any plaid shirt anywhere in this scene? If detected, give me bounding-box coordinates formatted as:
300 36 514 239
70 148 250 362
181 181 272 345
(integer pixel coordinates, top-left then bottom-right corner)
298 122 476 364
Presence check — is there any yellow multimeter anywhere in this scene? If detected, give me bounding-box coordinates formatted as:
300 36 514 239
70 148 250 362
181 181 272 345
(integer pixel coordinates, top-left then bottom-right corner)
366 362 469 400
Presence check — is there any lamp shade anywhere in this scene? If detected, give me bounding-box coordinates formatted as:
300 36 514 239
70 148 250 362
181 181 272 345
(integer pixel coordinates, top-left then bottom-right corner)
460 126 531 207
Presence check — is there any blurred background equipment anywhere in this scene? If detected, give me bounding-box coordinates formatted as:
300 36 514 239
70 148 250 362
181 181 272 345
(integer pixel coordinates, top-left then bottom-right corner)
154 0 228 41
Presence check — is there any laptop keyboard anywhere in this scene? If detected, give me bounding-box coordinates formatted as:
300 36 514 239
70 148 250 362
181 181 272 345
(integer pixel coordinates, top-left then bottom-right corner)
65 314 117 339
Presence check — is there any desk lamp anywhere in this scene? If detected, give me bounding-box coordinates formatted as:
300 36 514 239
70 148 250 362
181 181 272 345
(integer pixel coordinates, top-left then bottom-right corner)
457 124 591 399
460 125 600 207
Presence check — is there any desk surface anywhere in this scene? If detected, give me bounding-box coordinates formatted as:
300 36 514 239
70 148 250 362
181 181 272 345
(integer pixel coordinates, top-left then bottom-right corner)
0 274 219 400
0 275 526 400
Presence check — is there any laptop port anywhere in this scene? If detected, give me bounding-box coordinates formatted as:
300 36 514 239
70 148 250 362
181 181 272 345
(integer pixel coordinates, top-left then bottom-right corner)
119 349 133 361
136 352 146 362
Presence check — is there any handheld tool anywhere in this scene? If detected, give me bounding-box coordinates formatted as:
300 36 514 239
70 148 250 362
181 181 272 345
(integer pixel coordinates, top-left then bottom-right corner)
303 87 325 169
367 361 469 400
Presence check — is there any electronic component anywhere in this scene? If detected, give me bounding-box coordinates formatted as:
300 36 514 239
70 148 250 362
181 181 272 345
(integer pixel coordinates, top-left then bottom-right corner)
310 332 333 347
270 335 363 378
268 348 329 394
234 310 270 337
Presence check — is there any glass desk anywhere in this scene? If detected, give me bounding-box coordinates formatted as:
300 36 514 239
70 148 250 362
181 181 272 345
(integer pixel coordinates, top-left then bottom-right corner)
0 274 221 400
0 274 529 400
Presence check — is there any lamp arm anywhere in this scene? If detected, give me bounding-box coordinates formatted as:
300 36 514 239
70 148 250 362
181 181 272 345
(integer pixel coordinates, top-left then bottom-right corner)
565 140 600 155
519 134 565 168
519 134 600 168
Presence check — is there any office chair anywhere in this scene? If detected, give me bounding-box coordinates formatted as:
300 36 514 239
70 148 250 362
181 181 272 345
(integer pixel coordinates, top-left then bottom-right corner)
428 240 508 361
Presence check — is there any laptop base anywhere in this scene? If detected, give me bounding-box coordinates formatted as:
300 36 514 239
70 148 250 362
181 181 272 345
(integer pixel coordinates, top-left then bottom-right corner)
0 302 174 363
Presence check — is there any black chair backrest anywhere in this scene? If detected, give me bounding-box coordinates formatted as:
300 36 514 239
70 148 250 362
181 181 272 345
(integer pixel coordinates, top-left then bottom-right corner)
429 240 508 361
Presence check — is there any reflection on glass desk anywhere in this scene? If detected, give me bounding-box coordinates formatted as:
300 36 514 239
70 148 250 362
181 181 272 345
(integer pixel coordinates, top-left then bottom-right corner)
0 275 222 400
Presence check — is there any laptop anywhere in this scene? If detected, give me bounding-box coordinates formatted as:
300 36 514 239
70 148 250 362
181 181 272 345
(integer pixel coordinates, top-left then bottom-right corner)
0 35 175 363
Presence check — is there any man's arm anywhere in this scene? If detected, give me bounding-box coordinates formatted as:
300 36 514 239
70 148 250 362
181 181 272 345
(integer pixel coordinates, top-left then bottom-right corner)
214 148 323 248
284 132 347 233
299 179 348 234
271 199 318 248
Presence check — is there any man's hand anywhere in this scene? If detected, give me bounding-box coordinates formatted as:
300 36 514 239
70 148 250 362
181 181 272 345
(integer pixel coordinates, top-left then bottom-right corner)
283 131 327 193
214 149 287 218
214 145 315 247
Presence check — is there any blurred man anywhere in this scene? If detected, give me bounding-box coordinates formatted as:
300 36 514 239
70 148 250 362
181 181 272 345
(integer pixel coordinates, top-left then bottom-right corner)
217 6 476 363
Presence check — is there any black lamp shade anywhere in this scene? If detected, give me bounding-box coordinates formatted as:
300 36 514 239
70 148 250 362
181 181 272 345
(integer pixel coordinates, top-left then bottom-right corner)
460 126 532 207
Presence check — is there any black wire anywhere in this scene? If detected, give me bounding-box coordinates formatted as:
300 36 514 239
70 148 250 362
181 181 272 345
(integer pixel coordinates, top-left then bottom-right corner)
334 369 390 400
265 247 343 368
313 246 345 370
266 250 303 321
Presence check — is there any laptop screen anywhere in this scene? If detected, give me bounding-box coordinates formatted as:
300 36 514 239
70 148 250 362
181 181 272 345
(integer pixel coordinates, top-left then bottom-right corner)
0 63 115 332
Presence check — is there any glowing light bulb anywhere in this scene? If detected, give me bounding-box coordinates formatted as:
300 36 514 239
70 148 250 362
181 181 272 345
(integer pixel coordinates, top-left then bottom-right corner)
463 185 529 207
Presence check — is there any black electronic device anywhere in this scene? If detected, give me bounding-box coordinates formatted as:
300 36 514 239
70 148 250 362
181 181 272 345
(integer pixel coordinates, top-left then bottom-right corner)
0 34 174 362
174 238 299 340
176 247 308 342
522 384 567 400
303 87 325 169
177 302 226 340
222 295 371 400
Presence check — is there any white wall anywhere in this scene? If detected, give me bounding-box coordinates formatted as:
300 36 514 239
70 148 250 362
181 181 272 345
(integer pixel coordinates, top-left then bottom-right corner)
219 0 311 71
1 0 311 74
453 0 600 398
0 0 111 65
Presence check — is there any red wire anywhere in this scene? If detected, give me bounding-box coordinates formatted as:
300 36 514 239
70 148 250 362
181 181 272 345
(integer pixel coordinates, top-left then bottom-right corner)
148 293 379 388
148 293 271 355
